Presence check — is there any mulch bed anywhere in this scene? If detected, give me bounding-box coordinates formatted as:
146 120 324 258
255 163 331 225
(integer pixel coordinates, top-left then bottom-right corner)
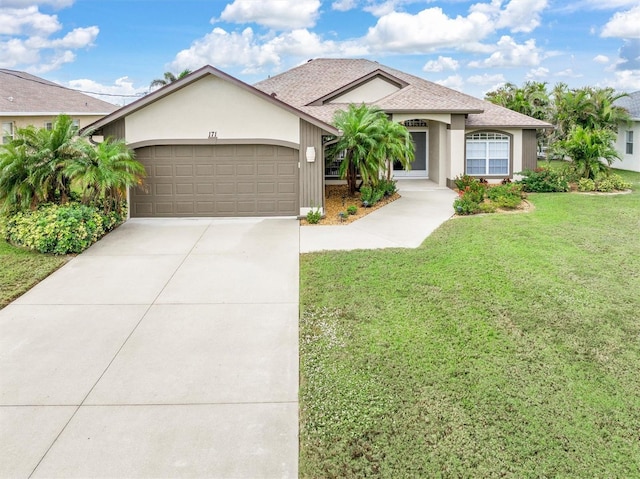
301 184 400 226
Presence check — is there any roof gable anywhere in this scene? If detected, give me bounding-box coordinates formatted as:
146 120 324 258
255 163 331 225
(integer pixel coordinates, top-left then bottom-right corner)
84 65 338 135
308 70 407 106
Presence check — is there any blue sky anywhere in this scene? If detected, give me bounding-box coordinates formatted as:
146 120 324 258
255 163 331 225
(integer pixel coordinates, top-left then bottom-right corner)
1 0 639 105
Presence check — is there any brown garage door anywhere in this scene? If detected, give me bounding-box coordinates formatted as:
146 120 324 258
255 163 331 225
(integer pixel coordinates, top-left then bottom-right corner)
131 144 299 217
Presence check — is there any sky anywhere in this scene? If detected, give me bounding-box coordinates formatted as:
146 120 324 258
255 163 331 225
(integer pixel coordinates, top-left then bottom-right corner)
1 0 639 106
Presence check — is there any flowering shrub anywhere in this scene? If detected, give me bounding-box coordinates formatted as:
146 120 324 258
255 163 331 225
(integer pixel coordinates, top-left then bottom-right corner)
5 202 125 254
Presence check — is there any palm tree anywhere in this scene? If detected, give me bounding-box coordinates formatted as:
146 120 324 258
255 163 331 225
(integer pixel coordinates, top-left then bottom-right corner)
328 104 387 195
149 69 192 89
0 114 85 208
555 126 620 179
66 138 146 213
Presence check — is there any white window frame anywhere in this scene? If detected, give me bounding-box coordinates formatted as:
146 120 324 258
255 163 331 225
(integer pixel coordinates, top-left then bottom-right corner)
465 132 510 177
626 130 633 155
2 121 14 144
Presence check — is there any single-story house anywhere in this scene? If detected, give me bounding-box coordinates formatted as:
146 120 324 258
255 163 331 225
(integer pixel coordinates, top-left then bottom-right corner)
0 69 118 144
84 59 550 218
613 91 639 172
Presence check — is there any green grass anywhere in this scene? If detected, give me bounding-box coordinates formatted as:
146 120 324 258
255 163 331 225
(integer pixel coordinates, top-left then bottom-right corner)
0 238 68 308
299 169 640 477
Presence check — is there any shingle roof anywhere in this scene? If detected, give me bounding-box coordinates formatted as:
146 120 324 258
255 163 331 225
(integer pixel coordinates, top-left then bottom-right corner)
614 91 640 120
0 69 118 114
254 58 551 129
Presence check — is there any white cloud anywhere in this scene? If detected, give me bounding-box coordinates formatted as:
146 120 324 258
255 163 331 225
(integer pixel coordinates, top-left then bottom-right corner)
604 69 640 91
0 0 74 7
435 74 465 91
467 73 506 85
601 5 640 39
218 0 321 29
593 54 610 63
556 68 582 78
171 27 368 75
422 56 459 73
0 4 97 72
364 7 494 53
332 0 357 12
468 36 543 68
0 6 61 36
576 0 640 10
66 76 146 105
526 66 550 79
471 0 549 34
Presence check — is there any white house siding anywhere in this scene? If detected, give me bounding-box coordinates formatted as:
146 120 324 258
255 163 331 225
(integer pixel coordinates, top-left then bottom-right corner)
125 75 300 146
615 121 640 172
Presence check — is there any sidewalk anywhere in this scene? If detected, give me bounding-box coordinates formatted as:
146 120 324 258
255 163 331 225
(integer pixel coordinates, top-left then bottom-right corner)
300 179 457 253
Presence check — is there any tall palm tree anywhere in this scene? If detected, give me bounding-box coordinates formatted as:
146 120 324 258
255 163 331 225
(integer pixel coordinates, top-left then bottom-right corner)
327 104 387 195
375 119 415 181
149 69 192 89
67 138 146 213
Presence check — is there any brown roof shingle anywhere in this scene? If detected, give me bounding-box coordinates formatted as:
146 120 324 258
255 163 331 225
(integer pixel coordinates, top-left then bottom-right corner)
254 59 551 129
0 69 118 114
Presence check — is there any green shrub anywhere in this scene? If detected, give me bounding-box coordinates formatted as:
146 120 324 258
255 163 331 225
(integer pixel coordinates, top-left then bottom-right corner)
306 207 322 224
360 185 384 207
517 167 570 192
578 178 596 192
596 174 631 192
453 195 481 215
487 183 524 209
346 205 357 215
5 202 124 254
477 202 497 213
377 178 397 196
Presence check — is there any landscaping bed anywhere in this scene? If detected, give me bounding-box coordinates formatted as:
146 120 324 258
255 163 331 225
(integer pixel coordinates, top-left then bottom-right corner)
301 184 400 226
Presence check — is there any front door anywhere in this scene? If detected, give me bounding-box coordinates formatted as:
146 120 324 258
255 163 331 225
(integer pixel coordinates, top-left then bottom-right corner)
393 131 428 177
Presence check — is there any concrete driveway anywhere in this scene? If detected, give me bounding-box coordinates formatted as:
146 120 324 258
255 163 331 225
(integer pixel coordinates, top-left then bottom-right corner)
0 218 299 479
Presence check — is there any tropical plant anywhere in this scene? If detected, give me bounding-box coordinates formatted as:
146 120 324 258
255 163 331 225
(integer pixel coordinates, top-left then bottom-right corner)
551 85 630 143
149 69 192 89
66 138 145 212
327 104 414 195
486 81 551 121
0 114 85 210
553 126 620 180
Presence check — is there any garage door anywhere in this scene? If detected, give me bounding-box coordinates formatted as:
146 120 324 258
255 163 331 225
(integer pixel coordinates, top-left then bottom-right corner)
131 144 299 217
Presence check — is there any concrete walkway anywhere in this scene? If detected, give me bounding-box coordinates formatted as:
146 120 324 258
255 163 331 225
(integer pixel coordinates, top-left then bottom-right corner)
0 218 299 479
300 179 457 252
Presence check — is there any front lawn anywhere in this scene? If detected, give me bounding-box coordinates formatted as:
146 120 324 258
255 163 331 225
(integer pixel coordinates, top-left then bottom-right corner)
0 238 69 308
299 169 640 477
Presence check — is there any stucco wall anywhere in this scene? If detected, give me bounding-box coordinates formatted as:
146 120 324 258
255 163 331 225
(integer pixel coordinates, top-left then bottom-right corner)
125 76 301 145
329 77 401 104
392 113 451 124
615 121 640 172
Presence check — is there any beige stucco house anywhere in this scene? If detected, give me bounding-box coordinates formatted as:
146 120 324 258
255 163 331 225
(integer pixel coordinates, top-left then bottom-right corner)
0 69 118 144
85 60 550 218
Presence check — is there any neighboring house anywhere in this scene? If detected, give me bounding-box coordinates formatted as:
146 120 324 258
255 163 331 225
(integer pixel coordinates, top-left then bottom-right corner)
0 69 118 144
84 60 550 218
613 91 640 172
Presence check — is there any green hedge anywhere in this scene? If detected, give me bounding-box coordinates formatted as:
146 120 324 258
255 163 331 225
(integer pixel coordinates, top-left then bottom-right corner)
5 203 125 254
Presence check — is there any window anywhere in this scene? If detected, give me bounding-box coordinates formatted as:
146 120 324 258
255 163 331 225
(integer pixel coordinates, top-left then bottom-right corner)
325 149 345 178
44 121 53 130
466 132 510 176
72 119 80 129
626 131 633 155
2 122 14 144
